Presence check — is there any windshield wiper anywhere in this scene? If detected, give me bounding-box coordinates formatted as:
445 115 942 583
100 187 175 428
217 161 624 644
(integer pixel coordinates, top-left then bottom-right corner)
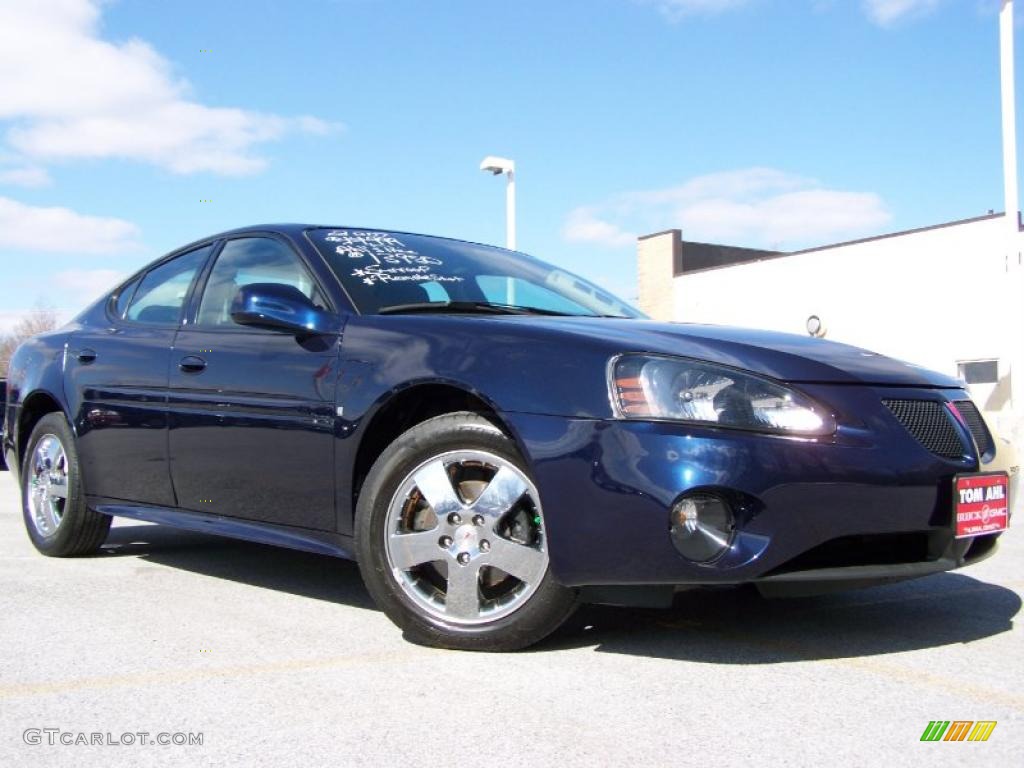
377 301 577 316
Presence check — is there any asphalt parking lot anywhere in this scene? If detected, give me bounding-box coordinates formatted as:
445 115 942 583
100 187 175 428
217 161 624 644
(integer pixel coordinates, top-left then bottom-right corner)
0 469 1021 767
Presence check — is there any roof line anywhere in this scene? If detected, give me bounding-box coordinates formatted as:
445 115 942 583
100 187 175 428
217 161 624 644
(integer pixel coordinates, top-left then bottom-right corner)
638 228 681 242
646 211 1013 277
787 211 1006 255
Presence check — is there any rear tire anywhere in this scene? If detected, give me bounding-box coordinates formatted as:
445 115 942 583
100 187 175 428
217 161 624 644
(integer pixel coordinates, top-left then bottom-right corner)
22 413 111 557
355 411 577 651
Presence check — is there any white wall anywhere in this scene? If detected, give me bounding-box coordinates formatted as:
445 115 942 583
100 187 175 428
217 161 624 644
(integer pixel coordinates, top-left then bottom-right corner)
672 215 1020 437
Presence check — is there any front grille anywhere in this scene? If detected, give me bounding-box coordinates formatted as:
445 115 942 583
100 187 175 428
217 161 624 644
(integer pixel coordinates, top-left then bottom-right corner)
883 399 965 459
953 400 994 457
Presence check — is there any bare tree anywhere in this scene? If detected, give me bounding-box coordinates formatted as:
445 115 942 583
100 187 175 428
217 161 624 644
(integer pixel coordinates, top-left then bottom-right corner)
0 308 60 378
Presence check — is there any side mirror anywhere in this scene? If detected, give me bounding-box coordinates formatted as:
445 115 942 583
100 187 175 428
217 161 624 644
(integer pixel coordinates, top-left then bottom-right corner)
231 283 341 335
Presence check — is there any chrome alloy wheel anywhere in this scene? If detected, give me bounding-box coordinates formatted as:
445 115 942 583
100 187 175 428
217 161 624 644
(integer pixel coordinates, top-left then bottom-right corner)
27 434 70 537
384 450 548 625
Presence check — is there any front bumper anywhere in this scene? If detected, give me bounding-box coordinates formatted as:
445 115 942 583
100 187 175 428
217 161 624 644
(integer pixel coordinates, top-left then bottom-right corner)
504 384 1015 589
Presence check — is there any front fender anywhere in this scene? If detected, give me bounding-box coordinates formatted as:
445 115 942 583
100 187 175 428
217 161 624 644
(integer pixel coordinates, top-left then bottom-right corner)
335 315 615 420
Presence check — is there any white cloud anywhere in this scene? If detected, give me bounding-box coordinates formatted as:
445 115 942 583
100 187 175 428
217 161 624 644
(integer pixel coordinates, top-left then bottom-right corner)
862 0 941 26
640 0 945 26
563 208 637 247
0 0 340 176
562 168 892 250
0 310 23 335
55 268 126 309
0 308 74 334
0 166 51 187
0 196 140 253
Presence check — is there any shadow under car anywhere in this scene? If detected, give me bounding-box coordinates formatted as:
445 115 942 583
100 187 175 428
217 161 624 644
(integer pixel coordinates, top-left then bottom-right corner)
100 523 1020 660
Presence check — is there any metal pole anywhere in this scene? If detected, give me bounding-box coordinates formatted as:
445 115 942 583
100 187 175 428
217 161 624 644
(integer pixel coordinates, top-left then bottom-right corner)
506 169 516 251
1001 0 1019 237
506 168 517 304
1000 0 1024 450
481 155 518 302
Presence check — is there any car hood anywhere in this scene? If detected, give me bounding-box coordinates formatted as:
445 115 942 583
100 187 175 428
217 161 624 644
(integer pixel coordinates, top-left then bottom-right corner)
499 317 962 388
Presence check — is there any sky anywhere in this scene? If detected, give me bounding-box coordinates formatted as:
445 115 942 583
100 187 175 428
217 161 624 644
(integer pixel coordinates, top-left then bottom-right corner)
0 0 1019 328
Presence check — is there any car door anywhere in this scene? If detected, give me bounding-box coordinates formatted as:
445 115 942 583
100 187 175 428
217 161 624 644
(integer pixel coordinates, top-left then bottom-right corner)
168 235 341 530
68 244 215 507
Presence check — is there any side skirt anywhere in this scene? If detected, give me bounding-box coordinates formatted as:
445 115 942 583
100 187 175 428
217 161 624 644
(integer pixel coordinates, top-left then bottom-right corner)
92 500 355 560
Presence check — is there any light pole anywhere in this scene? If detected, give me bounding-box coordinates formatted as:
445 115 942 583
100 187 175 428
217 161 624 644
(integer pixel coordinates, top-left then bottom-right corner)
480 156 516 250
1000 0 1024 448
480 156 517 304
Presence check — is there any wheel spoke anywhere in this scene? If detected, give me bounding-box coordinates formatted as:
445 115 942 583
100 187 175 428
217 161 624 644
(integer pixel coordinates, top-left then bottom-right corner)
30 487 46 522
50 499 64 527
38 437 62 470
41 498 61 533
444 561 482 619
389 529 444 571
47 476 68 500
487 537 547 585
469 466 529 528
413 459 463 520
33 448 48 476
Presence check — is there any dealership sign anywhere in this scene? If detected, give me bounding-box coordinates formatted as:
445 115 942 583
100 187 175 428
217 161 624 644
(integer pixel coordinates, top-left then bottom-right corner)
954 473 1010 538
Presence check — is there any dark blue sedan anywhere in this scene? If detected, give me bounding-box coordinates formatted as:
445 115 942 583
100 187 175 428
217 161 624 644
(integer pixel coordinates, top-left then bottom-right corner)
3 225 1016 650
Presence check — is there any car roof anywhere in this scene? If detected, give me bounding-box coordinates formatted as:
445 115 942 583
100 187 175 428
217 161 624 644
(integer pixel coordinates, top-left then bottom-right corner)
196 223 520 256
120 223 533 292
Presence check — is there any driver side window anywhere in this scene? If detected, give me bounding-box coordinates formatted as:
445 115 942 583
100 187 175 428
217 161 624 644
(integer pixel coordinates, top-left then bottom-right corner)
197 237 326 327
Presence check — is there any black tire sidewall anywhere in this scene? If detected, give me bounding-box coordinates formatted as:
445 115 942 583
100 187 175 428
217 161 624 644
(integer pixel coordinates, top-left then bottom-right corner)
355 412 576 651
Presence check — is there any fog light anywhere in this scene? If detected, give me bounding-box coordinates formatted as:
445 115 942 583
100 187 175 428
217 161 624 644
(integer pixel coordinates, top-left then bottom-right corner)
670 493 735 562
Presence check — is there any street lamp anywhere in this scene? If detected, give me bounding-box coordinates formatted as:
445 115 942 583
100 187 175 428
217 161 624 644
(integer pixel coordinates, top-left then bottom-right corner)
480 156 517 305
480 156 516 250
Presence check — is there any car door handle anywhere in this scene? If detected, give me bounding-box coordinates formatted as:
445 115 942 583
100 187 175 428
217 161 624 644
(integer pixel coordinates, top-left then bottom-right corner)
75 349 97 364
178 356 207 374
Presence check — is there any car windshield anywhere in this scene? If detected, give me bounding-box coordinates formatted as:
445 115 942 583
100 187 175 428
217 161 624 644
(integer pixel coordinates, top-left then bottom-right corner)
307 228 644 318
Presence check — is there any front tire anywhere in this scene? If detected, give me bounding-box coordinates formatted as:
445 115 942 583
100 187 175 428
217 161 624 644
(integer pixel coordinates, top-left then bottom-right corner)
22 413 111 557
355 412 577 651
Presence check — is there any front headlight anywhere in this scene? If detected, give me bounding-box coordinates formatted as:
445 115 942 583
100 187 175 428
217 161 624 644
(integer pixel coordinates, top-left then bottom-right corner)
609 354 836 437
